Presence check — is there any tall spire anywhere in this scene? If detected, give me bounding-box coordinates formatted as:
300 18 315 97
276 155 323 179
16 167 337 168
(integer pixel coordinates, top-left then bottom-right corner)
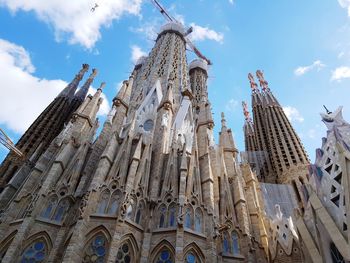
75 69 98 101
58 64 89 98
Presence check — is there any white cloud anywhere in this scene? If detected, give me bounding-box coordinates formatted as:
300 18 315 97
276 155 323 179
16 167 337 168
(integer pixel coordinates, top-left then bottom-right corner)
338 0 350 16
225 99 238 112
331 66 350 81
294 60 325 76
229 0 234 5
189 23 224 43
0 38 109 134
0 0 143 49
283 106 304 123
131 45 147 64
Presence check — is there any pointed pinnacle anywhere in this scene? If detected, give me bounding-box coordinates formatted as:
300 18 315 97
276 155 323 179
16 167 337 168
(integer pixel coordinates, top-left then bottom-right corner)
98 82 106 91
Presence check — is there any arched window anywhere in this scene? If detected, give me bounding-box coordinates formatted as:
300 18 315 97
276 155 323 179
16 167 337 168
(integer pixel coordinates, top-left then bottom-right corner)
115 243 132 263
154 249 174 263
108 191 121 215
126 199 135 219
330 242 344 263
159 206 166 228
168 205 176 227
231 231 240 254
97 190 110 214
83 235 108 263
135 202 144 225
194 209 202 232
20 239 47 262
53 199 70 222
185 208 192 229
185 252 197 263
223 233 230 253
41 196 57 219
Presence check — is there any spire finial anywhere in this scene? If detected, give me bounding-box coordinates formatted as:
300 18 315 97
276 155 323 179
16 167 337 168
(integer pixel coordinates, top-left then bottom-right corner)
221 112 227 127
323 105 332 115
248 73 258 92
57 63 89 98
256 70 269 91
98 82 106 91
242 101 251 121
74 68 98 100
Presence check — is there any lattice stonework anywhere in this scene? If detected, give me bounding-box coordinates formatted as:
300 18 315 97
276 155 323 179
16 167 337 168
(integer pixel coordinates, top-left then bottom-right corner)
320 139 347 233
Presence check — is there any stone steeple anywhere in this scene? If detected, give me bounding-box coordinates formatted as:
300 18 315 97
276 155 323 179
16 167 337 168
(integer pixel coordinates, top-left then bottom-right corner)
256 70 309 183
0 64 89 207
249 72 275 182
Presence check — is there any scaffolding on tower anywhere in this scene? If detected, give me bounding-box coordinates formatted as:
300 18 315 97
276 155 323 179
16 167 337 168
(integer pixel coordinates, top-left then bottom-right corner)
150 0 212 65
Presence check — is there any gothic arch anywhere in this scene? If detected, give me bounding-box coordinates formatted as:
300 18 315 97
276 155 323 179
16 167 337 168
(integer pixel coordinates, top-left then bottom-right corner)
19 231 53 262
183 242 205 262
85 225 112 243
23 231 53 251
115 234 139 263
83 225 112 263
0 230 17 260
150 239 175 262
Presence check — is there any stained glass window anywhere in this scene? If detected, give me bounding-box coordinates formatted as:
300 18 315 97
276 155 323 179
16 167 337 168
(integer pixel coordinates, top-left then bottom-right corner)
108 191 120 215
223 233 230 253
135 209 142 224
97 190 110 214
159 206 166 228
83 235 108 263
231 231 240 254
41 196 57 218
185 252 196 263
168 206 176 227
194 210 202 232
185 208 192 229
115 243 132 263
20 240 46 262
53 199 70 222
155 249 174 263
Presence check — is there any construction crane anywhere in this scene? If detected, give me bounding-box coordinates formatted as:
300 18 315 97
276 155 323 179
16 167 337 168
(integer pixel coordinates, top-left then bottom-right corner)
0 128 24 158
150 0 212 65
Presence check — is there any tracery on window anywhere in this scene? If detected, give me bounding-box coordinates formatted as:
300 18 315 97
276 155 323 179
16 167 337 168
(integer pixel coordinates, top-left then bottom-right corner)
83 235 108 263
185 208 192 229
154 249 174 263
96 188 122 216
115 242 133 263
222 230 240 255
40 195 70 223
20 239 47 262
185 252 198 263
194 209 202 232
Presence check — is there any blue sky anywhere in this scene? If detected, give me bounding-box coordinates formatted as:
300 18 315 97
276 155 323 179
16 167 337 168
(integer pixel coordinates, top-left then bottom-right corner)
0 0 350 163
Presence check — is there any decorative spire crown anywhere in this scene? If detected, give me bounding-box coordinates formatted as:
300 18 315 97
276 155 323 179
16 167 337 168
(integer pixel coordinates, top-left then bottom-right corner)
256 70 269 91
58 64 89 98
75 68 98 100
242 101 251 121
248 73 258 92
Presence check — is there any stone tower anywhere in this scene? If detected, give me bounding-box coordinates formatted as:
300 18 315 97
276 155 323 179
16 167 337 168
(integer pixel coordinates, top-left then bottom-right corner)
245 71 310 208
248 73 276 183
0 22 271 263
0 64 97 209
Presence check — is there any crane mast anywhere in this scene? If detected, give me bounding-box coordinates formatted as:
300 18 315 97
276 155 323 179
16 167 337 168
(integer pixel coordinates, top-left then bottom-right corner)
0 128 24 158
150 0 212 65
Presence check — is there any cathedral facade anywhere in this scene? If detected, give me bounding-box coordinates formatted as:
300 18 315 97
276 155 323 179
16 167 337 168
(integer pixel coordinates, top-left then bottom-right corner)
0 22 348 263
